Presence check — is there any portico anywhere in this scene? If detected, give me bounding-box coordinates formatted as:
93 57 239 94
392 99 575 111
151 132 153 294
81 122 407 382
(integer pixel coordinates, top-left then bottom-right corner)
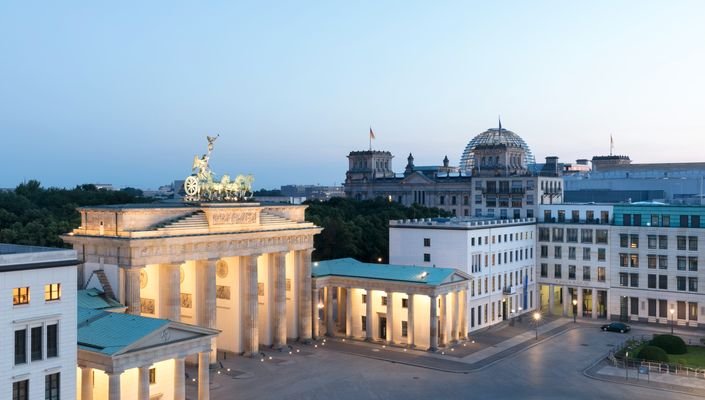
312 258 469 350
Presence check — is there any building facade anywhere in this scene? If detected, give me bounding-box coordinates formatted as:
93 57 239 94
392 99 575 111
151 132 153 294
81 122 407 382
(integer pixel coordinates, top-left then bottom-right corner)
389 217 538 332
1 244 78 400
344 126 564 218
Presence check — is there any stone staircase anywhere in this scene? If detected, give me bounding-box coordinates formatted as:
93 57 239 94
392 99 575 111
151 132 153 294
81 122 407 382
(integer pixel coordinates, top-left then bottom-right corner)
155 211 209 233
94 269 115 300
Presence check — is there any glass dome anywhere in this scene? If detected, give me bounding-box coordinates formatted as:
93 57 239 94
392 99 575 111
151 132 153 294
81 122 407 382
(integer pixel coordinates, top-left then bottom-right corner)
459 128 535 171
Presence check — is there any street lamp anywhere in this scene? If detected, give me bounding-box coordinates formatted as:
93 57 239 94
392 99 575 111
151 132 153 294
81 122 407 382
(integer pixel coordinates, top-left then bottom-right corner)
670 308 675 334
533 312 541 340
572 299 578 323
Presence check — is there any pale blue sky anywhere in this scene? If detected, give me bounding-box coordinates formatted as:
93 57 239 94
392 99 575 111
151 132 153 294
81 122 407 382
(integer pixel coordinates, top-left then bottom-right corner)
2 1 704 189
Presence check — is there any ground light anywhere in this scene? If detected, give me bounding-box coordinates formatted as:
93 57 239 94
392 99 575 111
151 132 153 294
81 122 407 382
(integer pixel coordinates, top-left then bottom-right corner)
670 308 675 334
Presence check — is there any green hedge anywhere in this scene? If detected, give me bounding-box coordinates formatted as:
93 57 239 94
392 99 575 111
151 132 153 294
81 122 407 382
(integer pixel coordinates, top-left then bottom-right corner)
650 334 687 355
637 345 669 362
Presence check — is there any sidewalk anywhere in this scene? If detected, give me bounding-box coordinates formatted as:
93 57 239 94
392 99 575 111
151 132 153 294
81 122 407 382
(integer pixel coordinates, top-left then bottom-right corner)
317 316 574 373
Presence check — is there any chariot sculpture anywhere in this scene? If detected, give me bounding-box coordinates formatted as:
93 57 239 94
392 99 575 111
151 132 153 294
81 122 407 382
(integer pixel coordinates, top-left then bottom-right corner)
183 135 254 202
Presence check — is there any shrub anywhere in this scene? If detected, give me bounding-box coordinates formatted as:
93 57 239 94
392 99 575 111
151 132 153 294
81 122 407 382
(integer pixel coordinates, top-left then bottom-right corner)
650 334 687 354
637 346 669 362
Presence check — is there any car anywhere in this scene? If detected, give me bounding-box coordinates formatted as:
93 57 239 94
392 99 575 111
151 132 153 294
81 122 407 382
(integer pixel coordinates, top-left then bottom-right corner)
601 322 631 333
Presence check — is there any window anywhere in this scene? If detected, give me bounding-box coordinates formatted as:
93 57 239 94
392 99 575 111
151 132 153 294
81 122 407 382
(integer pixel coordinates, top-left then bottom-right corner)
648 274 656 289
677 256 686 271
647 235 657 249
13 287 30 305
31 326 42 361
540 245 548 258
689 302 698 320
554 264 562 279
568 247 576 260
662 215 670 227
630 235 639 248
566 228 578 243
692 215 701 228
540 263 548 278
402 298 408 308
680 215 689 228
677 276 686 291
571 210 580 223
582 248 590 261
15 329 26 365
689 236 698 251
659 235 668 249
648 299 657 317
623 214 632 226
629 273 639 287
659 255 668 269
596 230 608 244
601 210 609 224
630 254 639 268
47 324 58 358
554 246 562 258
580 229 593 243
361 316 367 331
46 372 60 400
361 294 367 304
149 368 156 384
381 296 387 306
689 257 698 271
598 248 606 261
423 238 431 247
630 297 639 315
401 321 408 337
689 277 698 292
597 267 606 282
659 299 668 317
659 275 668 290
633 214 641 226
44 284 61 301
677 236 686 250
552 228 564 242
619 253 628 267
423 253 431 262
13 380 28 400
539 228 550 242
620 234 628 248
568 265 576 280
647 255 657 269
678 301 686 319
582 266 591 281
619 272 628 287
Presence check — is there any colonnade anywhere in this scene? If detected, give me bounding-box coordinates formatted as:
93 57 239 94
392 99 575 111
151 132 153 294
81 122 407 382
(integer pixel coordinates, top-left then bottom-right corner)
544 283 605 319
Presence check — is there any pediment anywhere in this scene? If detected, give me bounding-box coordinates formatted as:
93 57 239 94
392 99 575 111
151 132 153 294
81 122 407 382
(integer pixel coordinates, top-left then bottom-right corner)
401 172 435 185
117 323 216 356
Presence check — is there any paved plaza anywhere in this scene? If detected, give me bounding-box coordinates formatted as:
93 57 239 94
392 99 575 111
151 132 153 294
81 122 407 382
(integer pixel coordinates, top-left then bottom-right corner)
186 319 705 400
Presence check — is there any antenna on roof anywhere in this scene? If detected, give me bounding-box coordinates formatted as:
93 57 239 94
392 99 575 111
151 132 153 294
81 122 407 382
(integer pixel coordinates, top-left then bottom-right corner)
498 115 502 132
610 134 614 156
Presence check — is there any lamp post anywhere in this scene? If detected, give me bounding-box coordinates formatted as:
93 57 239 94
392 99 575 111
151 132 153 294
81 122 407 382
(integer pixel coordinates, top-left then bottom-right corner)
625 351 629 380
572 299 578 323
670 308 675 334
533 312 541 340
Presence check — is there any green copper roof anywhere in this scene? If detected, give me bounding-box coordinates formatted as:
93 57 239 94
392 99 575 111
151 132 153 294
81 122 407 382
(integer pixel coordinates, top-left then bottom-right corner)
77 289 125 311
77 307 169 355
313 258 466 286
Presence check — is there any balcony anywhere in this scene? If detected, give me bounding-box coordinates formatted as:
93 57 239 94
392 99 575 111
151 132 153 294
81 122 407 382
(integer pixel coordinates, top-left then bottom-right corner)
503 286 517 295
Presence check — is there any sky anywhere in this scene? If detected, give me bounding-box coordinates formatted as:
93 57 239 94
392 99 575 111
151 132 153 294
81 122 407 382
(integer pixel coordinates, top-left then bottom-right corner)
1 1 704 190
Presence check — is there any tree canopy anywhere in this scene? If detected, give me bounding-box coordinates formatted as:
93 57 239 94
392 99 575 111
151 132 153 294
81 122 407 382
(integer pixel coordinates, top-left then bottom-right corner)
0 180 149 247
304 197 451 262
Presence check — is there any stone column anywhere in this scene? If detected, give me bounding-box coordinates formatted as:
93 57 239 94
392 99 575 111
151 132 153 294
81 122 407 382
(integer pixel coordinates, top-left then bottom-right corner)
338 287 345 333
198 352 210 400
429 294 439 351
196 259 218 363
107 371 121 400
577 287 584 318
562 286 569 317
174 357 185 400
365 289 374 341
159 263 181 321
312 287 320 339
124 267 142 315
439 293 448 346
591 289 598 319
407 294 415 347
451 291 460 342
548 284 555 316
272 252 287 348
80 367 93 400
460 290 468 339
243 254 260 356
138 366 150 400
326 286 335 336
386 291 394 343
297 249 313 342
345 287 353 337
